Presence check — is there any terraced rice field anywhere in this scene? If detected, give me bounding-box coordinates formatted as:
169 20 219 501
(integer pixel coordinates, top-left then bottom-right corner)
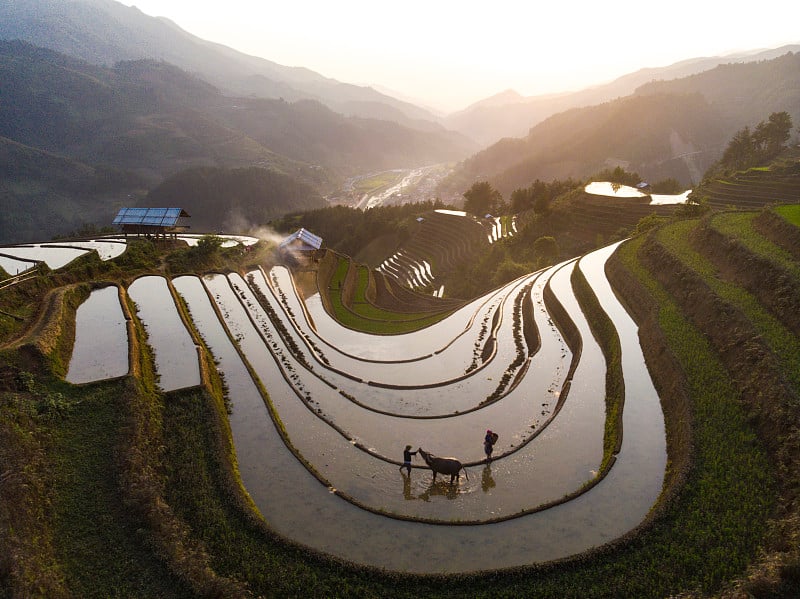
66 241 668 572
701 162 800 210
0 234 257 276
8 203 798 595
66 285 129 384
376 209 510 294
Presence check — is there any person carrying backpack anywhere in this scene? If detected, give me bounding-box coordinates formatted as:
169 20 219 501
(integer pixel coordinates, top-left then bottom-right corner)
484 429 498 462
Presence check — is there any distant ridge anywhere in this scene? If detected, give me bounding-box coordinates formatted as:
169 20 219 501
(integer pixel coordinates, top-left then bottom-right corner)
0 40 474 242
445 51 800 194
0 0 444 129
445 44 800 145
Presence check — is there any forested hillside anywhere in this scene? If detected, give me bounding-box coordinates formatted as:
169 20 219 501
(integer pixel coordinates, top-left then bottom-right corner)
144 167 326 233
444 52 800 196
0 136 146 243
0 41 473 243
0 0 443 127
445 45 800 145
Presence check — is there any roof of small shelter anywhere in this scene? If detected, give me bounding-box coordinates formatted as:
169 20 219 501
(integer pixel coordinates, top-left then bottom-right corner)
113 207 190 227
279 228 323 251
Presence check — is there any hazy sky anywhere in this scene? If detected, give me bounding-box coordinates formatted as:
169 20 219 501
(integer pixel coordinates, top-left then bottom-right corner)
121 0 799 111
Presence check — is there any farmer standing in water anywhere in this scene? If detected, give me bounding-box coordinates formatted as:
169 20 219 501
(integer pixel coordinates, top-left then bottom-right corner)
400 444 417 475
484 429 498 462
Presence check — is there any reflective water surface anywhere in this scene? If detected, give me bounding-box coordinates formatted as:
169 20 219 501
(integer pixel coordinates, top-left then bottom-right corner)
67 286 129 384
127 276 200 391
169 242 667 572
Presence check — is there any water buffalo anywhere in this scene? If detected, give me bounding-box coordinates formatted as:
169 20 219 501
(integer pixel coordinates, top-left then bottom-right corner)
417 447 468 483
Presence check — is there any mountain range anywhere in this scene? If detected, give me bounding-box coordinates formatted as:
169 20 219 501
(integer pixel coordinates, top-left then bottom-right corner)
4 0 798 146
0 40 472 242
444 51 800 195
0 0 444 129
2 0 799 243
445 45 800 146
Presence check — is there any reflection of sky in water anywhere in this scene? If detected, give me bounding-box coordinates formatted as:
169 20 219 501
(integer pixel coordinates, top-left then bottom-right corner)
173 242 666 573
198 261 607 522
2 240 126 270
585 181 690 204
67 286 128 384
40 240 127 260
650 190 691 204
128 276 200 391
0 254 36 275
258 268 532 399
223 270 569 460
0 245 88 270
578 242 667 495
585 181 647 197
296 268 524 362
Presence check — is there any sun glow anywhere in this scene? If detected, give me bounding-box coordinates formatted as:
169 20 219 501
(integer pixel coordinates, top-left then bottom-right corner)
123 0 799 111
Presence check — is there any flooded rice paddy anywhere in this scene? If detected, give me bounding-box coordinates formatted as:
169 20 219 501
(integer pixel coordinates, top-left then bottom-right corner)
0 244 91 270
0 254 37 276
61 240 667 572
127 276 201 391
0 236 258 277
0 238 127 273
66 285 129 384
585 181 690 205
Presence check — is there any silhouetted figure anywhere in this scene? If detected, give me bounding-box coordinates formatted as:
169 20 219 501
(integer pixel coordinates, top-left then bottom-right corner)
484 429 498 462
399 444 417 475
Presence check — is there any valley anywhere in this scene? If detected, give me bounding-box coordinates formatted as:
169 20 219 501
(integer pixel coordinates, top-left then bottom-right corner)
329 163 457 209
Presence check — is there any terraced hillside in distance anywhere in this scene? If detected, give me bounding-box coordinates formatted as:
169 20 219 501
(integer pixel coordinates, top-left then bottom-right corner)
375 209 515 295
1 201 799 596
697 155 800 211
317 250 465 331
557 189 678 247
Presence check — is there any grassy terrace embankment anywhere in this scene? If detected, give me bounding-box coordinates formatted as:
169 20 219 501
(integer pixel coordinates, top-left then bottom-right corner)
383 210 489 292
776 204 800 226
318 250 459 333
571 264 623 474
3 208 800 597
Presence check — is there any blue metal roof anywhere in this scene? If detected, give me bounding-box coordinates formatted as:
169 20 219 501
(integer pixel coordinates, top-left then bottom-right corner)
279 228 323 250
113 207 189 227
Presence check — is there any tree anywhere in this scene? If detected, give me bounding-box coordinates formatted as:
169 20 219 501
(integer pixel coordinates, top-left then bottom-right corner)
592 166 641 187
463 181 503 216
492 258 529 287
507 178 575 216
196 234 223 258
650 178 683 194
509 187 531 213
533 236 559 268
720 126 754 170
753 111 792 160
720 112 793 170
